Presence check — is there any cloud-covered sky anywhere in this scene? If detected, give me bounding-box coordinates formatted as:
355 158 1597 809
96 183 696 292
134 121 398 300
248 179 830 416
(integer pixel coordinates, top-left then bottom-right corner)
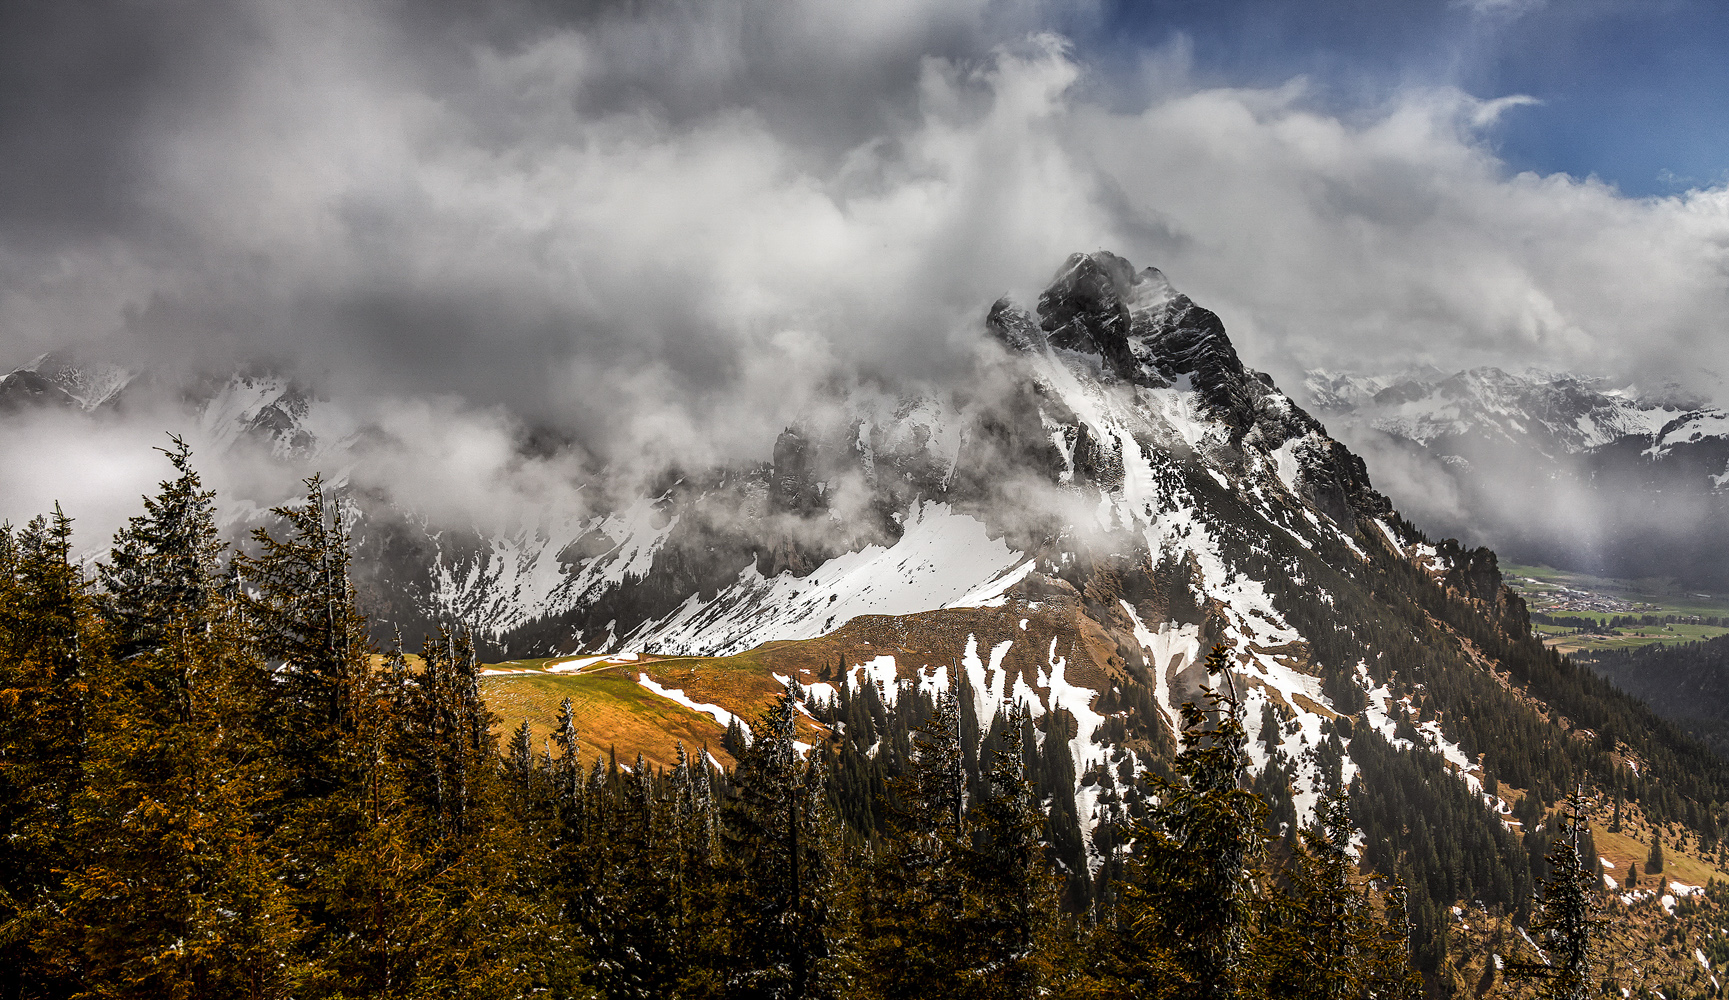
2 0 1728 536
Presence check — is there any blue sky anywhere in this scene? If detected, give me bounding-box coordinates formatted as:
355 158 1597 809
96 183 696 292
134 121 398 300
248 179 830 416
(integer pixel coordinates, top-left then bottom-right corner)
1084 0 1729 196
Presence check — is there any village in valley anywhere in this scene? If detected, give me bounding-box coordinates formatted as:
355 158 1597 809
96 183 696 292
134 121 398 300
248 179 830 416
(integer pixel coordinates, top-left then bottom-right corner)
1506 563 1729 654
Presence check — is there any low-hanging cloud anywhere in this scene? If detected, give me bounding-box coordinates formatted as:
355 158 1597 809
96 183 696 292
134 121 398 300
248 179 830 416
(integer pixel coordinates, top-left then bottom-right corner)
3 0 1728 543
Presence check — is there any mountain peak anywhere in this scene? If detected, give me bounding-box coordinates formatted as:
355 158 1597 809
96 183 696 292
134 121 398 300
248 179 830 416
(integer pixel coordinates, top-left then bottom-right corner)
0 350 135 412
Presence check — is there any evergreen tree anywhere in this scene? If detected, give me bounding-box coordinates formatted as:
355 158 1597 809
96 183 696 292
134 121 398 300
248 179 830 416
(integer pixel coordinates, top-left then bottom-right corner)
97 436 225 663
718 691 836 998
240 482 548 996
1114 644 1267 999
668 742 722 991
0 510 94 1000
578 751 682 999
855 692 972 997
236 475 373 801
1507 793 1600 1000
362 624 543 997
958 701 1060 999
1363 874 1424 1000
1647 834 1665 875
44 445 304 997
1259 789 1418 1000
552 696 583 803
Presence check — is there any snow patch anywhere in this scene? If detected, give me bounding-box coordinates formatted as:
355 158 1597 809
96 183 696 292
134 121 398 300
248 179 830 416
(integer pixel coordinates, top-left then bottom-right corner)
637 673 748 735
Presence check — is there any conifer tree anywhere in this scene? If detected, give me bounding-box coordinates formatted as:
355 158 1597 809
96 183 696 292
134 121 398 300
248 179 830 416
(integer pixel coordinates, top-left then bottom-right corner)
579 751 684 999
718 690 836 998
234 477 384 987
97 435 225 664
856 692 971 997
49 443 303 997
1260 789 1416 1000
959 701 1060 999
236 475 373 800
0 510 94 1000
1115 644 1266 1000
1647 833 1664 874
553 695 583 804
1507 793 1600 1000
668 740 721 987
1364 874 1424 1000
396 626 497 845
509 719 536 809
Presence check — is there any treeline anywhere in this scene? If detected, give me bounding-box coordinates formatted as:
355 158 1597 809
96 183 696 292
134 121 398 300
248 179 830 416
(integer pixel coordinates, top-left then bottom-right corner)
1531 612 1729 630
0 442 1446 998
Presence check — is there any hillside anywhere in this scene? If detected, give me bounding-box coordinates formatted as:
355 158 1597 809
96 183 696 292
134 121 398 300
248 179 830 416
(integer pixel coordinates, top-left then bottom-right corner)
1576 634 1729 758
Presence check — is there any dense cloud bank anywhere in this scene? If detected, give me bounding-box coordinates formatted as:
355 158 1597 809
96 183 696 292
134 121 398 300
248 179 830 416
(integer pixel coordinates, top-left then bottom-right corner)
3 0 1728 544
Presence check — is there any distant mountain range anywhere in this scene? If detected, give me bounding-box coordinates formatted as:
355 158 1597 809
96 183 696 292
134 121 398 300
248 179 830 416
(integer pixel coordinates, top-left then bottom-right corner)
1302 365 1729 589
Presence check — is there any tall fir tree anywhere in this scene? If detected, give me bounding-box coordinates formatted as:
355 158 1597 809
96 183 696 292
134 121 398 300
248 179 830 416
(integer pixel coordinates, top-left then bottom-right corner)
235 476 379 987
0 510 94 1000
1258 789 1417 1000
1115 644 1266 1000
46 444 303 997
97 436 225 663
236 475 373 801
855 692 971 997
1507 792 1600 1000
958 701 1061 999
719 690 837 998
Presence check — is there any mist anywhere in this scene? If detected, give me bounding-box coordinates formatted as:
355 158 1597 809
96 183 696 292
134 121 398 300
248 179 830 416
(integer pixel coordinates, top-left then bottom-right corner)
3 0 1728 551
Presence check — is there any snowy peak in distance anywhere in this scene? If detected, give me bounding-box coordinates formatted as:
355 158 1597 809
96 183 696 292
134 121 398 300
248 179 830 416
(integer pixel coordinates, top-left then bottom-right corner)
1302 363 1728 457
0 347 354 465
1301 362 1729 589
0 352 136 413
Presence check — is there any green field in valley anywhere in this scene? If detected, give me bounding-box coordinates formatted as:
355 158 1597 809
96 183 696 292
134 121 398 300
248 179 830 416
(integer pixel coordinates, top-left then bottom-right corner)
1502 562 1729 654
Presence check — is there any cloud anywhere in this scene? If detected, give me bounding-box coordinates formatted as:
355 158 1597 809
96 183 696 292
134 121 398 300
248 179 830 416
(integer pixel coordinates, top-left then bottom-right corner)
1066 84 1729 398
1451 0 1547 16
3 0 1729 544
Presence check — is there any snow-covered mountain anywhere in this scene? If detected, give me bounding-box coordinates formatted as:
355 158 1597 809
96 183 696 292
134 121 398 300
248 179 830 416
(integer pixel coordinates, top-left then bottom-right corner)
472 253 1541 839
1302 365 1722 458
0 352 137 412
1302 365 1729 587
15 252 1728 985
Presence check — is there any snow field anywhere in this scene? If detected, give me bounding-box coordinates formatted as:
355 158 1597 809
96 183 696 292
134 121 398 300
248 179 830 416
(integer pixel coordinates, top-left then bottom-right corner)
636 673 751 742
632 501 1031 656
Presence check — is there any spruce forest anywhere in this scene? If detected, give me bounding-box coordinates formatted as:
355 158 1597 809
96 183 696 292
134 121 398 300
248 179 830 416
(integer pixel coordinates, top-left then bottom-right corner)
7 438 1727 999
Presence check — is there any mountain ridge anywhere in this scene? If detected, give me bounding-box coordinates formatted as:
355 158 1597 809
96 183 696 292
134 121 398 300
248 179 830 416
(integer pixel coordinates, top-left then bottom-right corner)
1302 363 1729 588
